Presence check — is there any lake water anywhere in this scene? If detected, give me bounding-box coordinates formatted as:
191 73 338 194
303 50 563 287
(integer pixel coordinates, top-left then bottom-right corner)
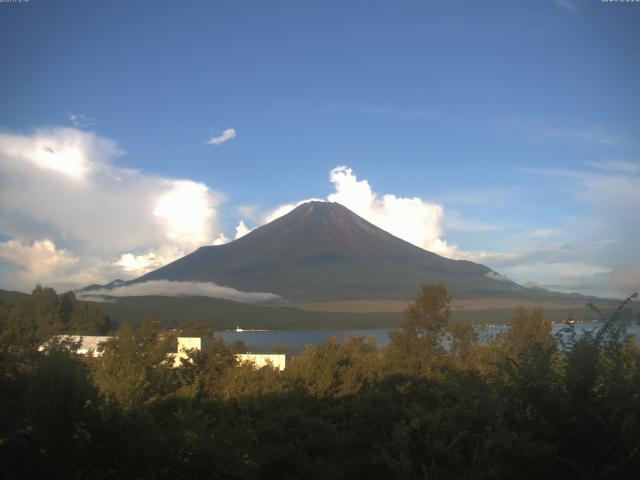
219 321 640 353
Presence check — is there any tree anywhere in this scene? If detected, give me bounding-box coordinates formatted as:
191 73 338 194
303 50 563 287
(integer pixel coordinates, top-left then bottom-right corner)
0 286 63 351
386 283 452 377
90 322 176 409
287 335 381 398
68 302 113 335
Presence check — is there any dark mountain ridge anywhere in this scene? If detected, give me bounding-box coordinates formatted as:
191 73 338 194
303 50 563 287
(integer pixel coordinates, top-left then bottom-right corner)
128 201 537 301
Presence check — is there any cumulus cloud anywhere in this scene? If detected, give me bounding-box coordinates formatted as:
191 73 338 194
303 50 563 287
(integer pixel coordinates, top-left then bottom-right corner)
153 179 218 246
0 238 117 291
115 252 165 275
207 128 237 145
3 126 636 301
327 166 458 257
0 239 78 289
78 280 281 304
234 220 253 239
213 233 230 246
207 220 255 245
0 127 121 180
257 167 457 257
0 127 225 291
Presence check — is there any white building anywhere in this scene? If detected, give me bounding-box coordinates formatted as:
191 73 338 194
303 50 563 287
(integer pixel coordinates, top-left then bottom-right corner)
237 353 286 371
38 335 113 357
175 336 286 370
40 335 286 370
172 336 203 367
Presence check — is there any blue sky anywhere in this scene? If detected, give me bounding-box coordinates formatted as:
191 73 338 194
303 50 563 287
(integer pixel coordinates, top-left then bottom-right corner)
0 0 639 297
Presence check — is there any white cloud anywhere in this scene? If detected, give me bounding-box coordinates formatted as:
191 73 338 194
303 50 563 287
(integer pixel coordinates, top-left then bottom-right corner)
0 127 122 180
68 113 96 128
213 233 230 246
258 165 635 297
262 198 322 224
260 167 457 257
0 238 108 291
0 238 77 277
485 271 511 283
213 220 256 243
528 160 640 265
326 166 459 257
462 239 616 268
475 160 640 296
234 219 253 239
502 262 612 296
78 280 281 304
0 127 225 291
552 0 577 12
3 126 636 301
115 252 165 275
207 128 237 145
153 179 217 247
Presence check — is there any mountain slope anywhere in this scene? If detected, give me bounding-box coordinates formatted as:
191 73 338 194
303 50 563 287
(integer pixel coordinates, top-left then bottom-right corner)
134 201 533 301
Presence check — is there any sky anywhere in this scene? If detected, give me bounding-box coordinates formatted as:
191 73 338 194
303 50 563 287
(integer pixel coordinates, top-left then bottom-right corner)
0 0 639 298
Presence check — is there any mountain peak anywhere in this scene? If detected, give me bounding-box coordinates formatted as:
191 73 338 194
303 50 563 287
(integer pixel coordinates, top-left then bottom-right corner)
237 200 397 255
282 201 354 221
134 201 534 301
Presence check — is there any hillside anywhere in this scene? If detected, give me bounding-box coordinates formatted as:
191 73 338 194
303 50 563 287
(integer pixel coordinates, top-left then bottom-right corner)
131 201 537 302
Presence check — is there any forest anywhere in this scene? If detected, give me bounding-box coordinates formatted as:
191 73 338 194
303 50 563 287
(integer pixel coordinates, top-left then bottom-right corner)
1 284 639 479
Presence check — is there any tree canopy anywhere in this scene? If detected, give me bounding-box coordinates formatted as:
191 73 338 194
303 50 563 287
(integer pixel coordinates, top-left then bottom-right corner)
1 284 639 479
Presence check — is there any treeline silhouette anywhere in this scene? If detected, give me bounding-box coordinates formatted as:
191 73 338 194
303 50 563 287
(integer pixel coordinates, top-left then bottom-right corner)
1 284 639 479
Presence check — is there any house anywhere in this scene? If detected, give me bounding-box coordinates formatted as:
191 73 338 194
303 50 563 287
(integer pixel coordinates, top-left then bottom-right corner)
172 336 203 367
39 335 286 370
38 335 112 357
237 353 286 371
175 337 286 370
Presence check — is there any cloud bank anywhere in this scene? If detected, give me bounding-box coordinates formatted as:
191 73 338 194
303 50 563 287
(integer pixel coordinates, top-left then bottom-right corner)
2 125 636 299
78 280 281 304
0 127 224 290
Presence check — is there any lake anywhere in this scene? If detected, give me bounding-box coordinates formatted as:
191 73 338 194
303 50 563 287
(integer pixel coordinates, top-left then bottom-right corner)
219 321 640 353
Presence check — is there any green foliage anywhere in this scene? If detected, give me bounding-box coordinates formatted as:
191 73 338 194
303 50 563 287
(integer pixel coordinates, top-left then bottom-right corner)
90 322 176 409
0 286 113 352
287 335 381 398
1 284 639 478
385 283 482 378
